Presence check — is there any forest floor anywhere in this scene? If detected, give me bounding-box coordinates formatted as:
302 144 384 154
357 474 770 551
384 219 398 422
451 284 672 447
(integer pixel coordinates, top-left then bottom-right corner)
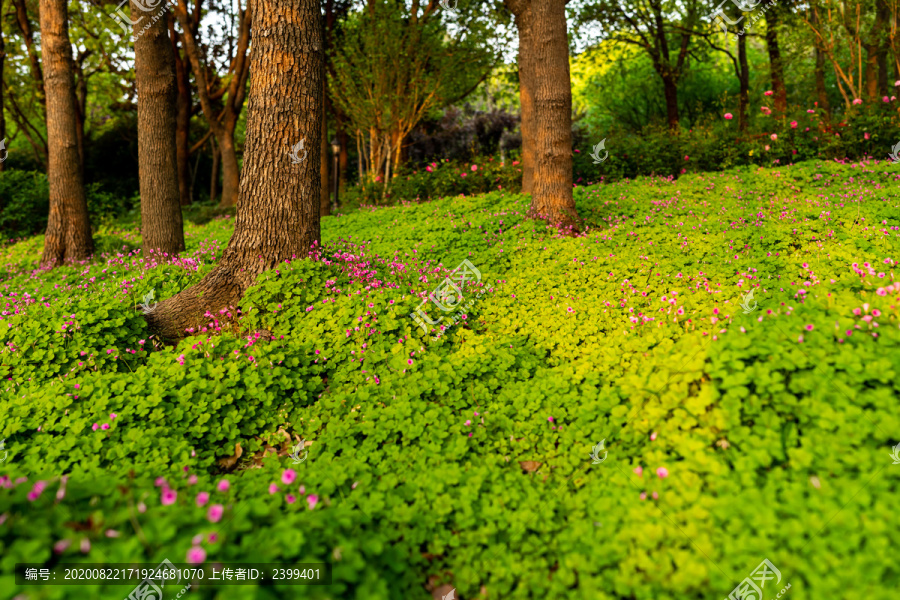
1 160 899 599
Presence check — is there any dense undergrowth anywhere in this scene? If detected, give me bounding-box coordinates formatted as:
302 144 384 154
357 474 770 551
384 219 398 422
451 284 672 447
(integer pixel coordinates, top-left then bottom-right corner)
1 160 899 599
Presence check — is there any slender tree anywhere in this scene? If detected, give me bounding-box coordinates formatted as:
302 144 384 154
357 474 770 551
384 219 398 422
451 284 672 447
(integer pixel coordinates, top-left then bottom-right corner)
39 0 94 264
505 0 578 229
0 0 6 173
173 0 251 208
147 0 323 339
131 0 185 255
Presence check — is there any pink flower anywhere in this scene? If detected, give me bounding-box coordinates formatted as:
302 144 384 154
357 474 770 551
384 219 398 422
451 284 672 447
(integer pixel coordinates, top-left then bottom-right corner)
652 491 659 500
80 538 91 553
207 504 224 523
109 413 117 420
407 359 413 366
186 546 206 564
207 533 218 543
790 121 797 129
864 132 871 140
650 432 657 441
281 469 297 485
724 113 733 120
634 466 643 476
53 540 71 553
684 155 689 161
91 423 99 431
471 164 478 171
307 494 319 510
187 474 198 485
853 98 862 105
196 492 209 506
460 173 467 178
155 477 167 487
764 90 773 96
464 420 471 426
770 134 777 141
161 488 177 506
269 483 279 494
807 109 815 113
883 96 890 103
639 492 647 500
101 423 110 430
656 467 669 478
805 324 814 331
286 494 297 504
426 166 433 172
765 145 770 151
217 479 230 492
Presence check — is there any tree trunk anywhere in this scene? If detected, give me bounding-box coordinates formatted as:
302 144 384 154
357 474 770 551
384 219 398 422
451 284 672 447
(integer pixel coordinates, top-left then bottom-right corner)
146 0 323 340
132 0 185 255
764 8 787 113
738 34 749 132
39 0 93 265
209 137 219 204
217 133 240 208
172 18 193 206
662 73 679 129
514 7 536 195
506 0 577 229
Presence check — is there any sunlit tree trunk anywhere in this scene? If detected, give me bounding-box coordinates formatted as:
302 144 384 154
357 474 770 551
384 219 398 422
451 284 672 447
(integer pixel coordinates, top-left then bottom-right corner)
39 0 93 265
147 0 323 339
132 0 185 255
738 34 749 131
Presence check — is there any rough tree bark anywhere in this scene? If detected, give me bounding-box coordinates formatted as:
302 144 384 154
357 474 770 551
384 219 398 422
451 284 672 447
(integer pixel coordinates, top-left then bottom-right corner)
505 0 577 229
132 0 185 255
811 8 831 116
764 7 787 113
0 0 6 173
321 96 331 217
147 0 323 339
39 0 93 264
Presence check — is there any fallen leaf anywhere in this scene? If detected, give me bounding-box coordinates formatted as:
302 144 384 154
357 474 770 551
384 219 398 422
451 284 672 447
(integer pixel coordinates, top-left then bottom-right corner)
217 443 242 470
519 461 541 473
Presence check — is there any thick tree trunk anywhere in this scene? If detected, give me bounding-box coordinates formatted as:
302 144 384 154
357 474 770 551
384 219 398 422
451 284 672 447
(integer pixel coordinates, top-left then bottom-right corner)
132 0 185 255
764 8 787 113
864 45 880 100
39 0 93 265
507 0 577 229
146 0 323 339
172 21 193 206
738 34 749 132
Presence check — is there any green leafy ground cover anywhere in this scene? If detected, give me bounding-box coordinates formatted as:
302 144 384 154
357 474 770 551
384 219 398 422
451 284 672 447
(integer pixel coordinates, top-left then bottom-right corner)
1 160 899 599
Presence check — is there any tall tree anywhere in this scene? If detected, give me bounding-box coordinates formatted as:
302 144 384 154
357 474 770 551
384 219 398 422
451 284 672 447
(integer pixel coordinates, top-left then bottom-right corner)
0 0 6 173
582 0 703 130
131 0 185 254
764 6 788 112
505 0 578 229
39 0 94 264
173 0 252 208
148 0 323 339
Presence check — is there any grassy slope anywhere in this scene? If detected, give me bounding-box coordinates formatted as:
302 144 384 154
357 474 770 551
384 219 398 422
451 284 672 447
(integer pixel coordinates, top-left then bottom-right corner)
1 161 899 599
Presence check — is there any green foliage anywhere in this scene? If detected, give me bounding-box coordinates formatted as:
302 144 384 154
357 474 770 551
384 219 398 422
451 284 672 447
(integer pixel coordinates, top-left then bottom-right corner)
1 162 899 598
